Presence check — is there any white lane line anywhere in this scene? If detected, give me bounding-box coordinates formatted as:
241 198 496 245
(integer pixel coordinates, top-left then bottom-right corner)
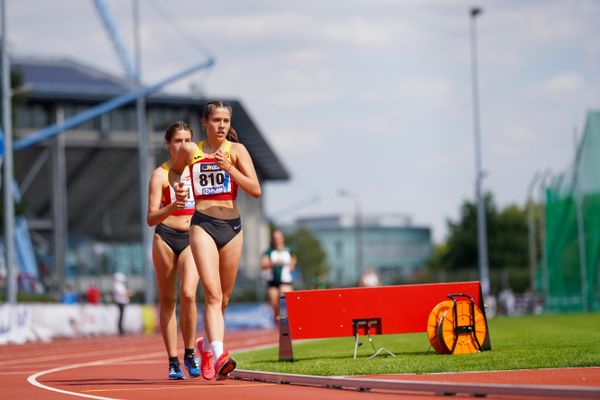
82 383 276 393
27 351 164 400
27 334 278 400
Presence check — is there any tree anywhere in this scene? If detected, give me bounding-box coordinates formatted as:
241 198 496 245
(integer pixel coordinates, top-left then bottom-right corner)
285 227 329 288
428 192 530 292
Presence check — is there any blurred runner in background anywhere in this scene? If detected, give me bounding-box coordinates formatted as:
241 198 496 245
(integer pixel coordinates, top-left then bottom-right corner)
261 229 297 323
147 121 200 380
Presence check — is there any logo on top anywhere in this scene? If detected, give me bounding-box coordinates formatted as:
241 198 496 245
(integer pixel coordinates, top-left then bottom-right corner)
200 163 221 172
202 187 225 195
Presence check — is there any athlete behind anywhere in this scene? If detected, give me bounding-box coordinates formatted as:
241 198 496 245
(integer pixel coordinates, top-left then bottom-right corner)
147 121 200 380
261 229 297 323
169 100 261 381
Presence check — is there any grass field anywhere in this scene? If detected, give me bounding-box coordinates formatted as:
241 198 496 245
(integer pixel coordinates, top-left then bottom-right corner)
235 313 600 376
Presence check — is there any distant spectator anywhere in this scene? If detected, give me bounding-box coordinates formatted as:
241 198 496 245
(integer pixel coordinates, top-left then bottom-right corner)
112 272 130 335
59 282 78 304
86 281 101 304
498 288 516 316
261 230 297 323
358 267 380 287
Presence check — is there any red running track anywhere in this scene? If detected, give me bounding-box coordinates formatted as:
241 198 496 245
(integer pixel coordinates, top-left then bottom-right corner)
1 329 599 400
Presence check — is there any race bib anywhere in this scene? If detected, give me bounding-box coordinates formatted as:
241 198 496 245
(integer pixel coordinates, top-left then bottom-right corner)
168 176 194 209
192 162 231 196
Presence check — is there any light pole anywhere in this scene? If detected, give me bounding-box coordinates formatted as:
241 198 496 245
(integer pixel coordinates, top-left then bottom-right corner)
469 7 490 297
338 189 362 284
133 0 155 305
1 0 17 304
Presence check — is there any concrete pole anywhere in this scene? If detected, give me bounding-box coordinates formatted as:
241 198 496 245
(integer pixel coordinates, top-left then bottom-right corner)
469 7 490 297
52 108 68 296
1 0 17 303
133 0 155 304
339 189 362 284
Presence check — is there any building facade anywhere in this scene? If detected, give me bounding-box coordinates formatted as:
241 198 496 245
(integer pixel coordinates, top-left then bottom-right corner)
296 215 433 287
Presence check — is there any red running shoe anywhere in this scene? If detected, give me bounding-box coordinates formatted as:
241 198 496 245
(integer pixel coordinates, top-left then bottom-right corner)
196 337 215 380
214 351 236 381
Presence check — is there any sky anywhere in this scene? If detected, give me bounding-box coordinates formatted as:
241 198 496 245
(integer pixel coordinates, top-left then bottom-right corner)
6 0 600 242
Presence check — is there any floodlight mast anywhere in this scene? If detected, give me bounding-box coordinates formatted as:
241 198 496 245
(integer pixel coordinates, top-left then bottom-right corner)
469 6 490 297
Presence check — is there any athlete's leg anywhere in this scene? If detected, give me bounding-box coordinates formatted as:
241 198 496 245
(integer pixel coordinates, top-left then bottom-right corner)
212 231 243 380
152 235 179 358
177 246 199 350
189 225 221 343
267 286 280 323
280 283 293 293
218 231 243 316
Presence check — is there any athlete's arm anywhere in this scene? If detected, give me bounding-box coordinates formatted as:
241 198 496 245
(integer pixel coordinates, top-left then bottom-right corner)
216 143 261 198
168 142 195 189
146 167 179 226
261 253 272 270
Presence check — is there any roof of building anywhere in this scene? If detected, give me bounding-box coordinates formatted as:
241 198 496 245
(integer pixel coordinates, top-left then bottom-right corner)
12 56 289 182
12 57 132 96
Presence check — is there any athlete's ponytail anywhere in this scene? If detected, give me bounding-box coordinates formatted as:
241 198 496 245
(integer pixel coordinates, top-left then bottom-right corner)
226 126 239 143
202 100 239 143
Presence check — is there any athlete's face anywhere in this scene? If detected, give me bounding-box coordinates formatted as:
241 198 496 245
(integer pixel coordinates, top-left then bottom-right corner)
203 107 231 141
167 129 192 159
272 230 285 248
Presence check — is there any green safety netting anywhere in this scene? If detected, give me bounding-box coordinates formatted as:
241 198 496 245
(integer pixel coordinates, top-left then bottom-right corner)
543 110 600 311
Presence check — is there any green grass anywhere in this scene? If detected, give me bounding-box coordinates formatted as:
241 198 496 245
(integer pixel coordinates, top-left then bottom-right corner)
235 313 600 376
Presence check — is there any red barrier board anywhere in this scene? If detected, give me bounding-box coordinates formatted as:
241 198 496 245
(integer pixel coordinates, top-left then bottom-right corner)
284 281 485 339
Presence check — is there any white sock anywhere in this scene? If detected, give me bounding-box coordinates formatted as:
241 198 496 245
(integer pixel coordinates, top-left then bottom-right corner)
210 340 224 363
202 331 211 352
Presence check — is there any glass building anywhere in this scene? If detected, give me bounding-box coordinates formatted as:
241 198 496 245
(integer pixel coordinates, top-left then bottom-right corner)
296 215 432 287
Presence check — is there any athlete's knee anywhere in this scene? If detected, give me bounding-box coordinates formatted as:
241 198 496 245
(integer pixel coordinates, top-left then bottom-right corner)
180 288 197 306
221 294 231 311
159 295 177 313
203 287 223 306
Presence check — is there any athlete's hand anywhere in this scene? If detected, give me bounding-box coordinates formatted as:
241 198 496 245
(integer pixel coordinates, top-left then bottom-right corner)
214 150 233 172
174 181 187 208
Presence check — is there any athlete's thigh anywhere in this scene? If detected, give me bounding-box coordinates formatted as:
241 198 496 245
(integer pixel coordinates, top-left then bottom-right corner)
152 235 178 294
189 225 220 290
267 286 280 306
279 283 293 293
218 230 243 295
177 246 199 295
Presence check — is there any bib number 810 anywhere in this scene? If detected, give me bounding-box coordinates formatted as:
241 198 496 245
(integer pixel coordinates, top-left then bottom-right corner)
199 172 225 187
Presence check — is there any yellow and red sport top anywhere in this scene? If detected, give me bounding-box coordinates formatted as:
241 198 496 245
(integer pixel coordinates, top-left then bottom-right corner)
160 163 195 216
189 140 238 201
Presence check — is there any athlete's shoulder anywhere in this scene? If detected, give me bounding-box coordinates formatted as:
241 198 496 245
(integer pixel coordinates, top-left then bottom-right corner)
151 163 167 177
149 164 168 188
229 141 249 157
264 246 274 255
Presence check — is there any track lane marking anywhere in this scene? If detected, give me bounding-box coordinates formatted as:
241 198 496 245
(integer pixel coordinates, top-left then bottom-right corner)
82 383 276 393
27 351 165 400
27 333 278 400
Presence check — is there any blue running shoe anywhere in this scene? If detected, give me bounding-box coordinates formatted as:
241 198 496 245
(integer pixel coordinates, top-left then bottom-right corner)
184 356 200 378
169 363 185 380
